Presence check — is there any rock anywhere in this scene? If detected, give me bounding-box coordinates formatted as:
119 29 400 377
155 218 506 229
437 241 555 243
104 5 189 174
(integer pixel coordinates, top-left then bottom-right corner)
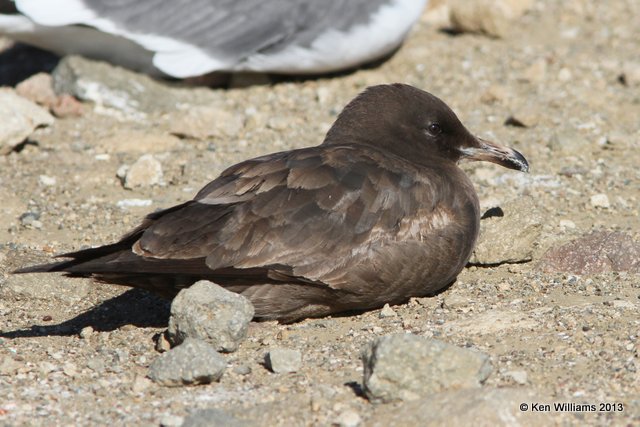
619 61 640 86
559 219 576 230
38 175 56 186
159 414 185 427
0 273 91 303
15 72 57 107
232 365 251 376
266 348 302 373
504 107 540 128
51 94 85 118
182 408 252 427
521 59 547 83
0 356 21 376
442 294 469 310
379 304 397 318
122 154 163 189
155 332 172 353
470 197 542 265
96 131 182 153
169 106 245 140
334 410 362 427
449 0 533 37
505 370 528 385
0 88 55 154
116 198 153 209
147 338 226 387
79 326 94 340
167 280 254 352
479 85 509 104
369 388 552 427
590 194 610 209
52 55 187 117
361 334 492 403
538 231 640 274
558 67 572 82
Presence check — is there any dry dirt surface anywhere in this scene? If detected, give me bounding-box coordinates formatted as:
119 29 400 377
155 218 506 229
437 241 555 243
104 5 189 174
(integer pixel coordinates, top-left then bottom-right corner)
1 0 639 426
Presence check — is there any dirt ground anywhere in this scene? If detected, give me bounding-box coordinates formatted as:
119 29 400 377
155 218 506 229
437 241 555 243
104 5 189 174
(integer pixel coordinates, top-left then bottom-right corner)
1 0 639 425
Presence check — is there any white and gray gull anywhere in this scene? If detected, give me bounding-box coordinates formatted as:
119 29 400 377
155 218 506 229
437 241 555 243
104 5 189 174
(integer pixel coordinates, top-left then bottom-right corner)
0 0 428 77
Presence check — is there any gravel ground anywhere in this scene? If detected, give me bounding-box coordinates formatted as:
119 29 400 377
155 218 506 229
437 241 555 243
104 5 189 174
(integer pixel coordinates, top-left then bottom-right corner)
1 0 639 425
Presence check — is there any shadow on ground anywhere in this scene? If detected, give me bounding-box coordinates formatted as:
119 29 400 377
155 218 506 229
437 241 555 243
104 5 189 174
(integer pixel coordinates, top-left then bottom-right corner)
0 288 170 338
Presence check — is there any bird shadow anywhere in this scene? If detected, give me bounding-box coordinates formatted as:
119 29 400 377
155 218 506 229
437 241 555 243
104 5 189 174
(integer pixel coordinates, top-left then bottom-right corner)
0 288 170 339
0 43 60 86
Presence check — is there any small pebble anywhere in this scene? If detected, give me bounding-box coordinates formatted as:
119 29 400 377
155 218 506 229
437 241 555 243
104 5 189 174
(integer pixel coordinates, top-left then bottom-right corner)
505 370 528 385
123 154 163 189
233 365 252 376
160 414 185 427
335 410 362 427
266 348 302 373
590 194 610 209
379 304 397 318
155 333 172 353
38 175 57 186
79 326 94 339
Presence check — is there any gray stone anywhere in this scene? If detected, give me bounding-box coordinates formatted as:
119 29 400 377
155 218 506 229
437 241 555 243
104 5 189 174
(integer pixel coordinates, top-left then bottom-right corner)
369 388 552 427
53 55 179 118
266 348 302 373
122 154 164 189
470 197 542 265
167 280 254 353
539 231 640 274
362 334 492 403
0 88 54 154
378 303 397 318
169 106 245 140
449 0 533 38
147 338 226 387
182 408 252 427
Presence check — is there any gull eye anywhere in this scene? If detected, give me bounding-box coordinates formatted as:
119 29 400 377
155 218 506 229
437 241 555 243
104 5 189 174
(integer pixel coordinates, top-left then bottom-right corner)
426 123 442 136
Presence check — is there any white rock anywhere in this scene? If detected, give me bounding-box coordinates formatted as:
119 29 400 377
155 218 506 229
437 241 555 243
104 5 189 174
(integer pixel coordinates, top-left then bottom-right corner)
590 194 610 209
335 410 362 427
38 175 57 186
123 154 163 189
116 198 153 208
0 88 54 154
505 369 528 385
559 219 576 230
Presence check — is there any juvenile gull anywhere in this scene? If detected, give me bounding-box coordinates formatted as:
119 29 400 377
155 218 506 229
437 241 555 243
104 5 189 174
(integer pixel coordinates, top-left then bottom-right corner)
0 0 428 77
16 84 529 322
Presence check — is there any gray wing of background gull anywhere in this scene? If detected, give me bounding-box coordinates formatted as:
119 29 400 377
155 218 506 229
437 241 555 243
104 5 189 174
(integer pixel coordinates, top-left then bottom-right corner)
0 0 428 77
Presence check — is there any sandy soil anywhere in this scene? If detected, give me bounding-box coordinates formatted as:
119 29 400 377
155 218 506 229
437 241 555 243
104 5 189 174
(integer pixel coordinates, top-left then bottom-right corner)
0 0 639 425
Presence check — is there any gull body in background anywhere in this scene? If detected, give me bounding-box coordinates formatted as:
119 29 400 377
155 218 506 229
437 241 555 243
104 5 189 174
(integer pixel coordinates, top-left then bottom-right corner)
0 0 428 78
16 84 529 322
